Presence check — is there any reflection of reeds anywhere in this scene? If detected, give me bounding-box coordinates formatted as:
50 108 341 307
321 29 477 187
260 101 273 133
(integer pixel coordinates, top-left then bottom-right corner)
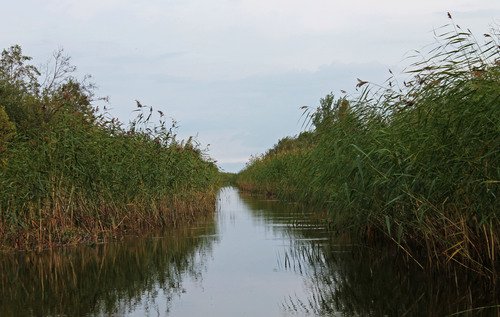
0 219 217 317
283 243 500 316
0 46 221 250
275 218 499 316
243 196 499 316
237 20 500 279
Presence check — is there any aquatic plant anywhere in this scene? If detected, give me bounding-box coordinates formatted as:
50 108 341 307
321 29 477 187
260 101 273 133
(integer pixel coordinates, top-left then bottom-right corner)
0 45 221 250
237 18 500 279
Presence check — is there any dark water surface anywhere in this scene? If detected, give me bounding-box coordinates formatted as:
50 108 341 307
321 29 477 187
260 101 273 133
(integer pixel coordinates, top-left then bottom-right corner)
0 187 497 316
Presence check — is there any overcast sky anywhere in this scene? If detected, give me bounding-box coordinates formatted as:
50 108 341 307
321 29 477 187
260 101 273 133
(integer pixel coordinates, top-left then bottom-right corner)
1 1 499 172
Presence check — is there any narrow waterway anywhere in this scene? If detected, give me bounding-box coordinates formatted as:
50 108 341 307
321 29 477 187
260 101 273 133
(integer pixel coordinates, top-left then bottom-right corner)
0 187 497 316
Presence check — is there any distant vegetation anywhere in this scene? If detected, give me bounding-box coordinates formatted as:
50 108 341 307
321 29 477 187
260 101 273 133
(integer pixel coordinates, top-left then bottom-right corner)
0 45 220 250
237 21 500 280
220 172 237 185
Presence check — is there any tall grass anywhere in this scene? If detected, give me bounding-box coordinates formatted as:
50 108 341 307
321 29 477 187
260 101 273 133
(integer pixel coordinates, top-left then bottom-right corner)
237 21 500 279
0 46 221 250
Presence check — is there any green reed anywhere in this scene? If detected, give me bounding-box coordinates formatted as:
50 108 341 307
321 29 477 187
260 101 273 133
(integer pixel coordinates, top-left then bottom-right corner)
0 45 221 250
237 20 500 279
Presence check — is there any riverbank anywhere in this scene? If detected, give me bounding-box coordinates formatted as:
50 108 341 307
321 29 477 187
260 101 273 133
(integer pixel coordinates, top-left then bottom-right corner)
0 45 221 250
236 23 500 281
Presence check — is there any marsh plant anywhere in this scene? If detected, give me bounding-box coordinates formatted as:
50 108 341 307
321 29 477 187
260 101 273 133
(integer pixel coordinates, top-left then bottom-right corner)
0 45 220 250
237 19 500 280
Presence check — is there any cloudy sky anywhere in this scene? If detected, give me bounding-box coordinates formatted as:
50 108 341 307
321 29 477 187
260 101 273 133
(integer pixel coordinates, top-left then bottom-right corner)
1 1 498 171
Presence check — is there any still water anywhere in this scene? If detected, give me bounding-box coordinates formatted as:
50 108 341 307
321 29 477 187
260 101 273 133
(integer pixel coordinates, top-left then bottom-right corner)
0 187 497 316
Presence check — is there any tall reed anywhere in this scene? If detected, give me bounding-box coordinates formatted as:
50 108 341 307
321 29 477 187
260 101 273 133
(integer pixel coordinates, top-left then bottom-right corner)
0 45 221 250
237 20 500 279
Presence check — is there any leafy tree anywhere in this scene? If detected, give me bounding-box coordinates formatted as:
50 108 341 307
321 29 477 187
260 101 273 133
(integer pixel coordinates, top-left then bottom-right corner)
0 45 40 94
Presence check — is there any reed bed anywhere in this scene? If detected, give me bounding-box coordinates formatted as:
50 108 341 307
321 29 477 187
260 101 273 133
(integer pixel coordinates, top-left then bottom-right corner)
0 45 220 250
237 21 500 280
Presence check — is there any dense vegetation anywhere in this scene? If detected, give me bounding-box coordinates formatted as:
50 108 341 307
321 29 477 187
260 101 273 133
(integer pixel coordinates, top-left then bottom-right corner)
237 22 500 280
0 45 220 250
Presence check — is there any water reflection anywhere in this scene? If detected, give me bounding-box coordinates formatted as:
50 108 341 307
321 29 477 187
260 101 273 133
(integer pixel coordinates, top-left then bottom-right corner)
0 219 217 317
0 188 497 316
243 195 499 317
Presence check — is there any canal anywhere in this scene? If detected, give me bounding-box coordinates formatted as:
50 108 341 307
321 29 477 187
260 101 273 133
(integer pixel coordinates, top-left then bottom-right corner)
0 187 497 316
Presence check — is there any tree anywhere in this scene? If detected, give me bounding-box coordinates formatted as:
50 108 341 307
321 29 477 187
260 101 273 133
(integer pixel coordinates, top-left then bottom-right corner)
0 45 40 94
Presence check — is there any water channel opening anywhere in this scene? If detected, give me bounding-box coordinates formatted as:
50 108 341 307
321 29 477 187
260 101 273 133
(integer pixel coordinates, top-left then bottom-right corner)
0 187 497 316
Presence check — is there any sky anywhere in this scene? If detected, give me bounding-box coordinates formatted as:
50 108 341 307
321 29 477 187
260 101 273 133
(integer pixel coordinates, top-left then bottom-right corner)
1 1 499 172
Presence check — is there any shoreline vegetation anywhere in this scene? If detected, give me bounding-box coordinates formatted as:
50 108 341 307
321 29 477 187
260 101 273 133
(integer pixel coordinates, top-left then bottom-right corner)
236 21 500 281
0 45 220 251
